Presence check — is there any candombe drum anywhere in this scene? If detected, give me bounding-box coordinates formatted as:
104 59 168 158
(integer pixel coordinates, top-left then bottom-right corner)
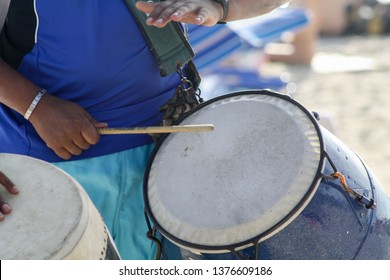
143 90 390 260
0 153 120 260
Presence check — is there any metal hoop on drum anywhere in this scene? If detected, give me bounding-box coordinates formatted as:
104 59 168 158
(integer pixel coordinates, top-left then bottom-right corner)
0 153 120 260
143 90 390 260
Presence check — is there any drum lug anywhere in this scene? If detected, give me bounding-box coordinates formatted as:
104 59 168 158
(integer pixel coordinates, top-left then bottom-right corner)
312 111 321 121
144 211 163 260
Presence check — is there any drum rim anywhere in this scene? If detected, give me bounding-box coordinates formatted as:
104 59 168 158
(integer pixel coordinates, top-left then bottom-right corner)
143 89 326 253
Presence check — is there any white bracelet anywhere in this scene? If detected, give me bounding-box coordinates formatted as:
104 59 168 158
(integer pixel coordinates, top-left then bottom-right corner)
24 89 47 120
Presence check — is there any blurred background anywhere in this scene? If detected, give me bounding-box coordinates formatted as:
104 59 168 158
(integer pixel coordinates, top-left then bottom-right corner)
264 0 390 193
190 0 390 193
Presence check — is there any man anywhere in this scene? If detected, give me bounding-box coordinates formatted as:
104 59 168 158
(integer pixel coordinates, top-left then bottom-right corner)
0 0 291 259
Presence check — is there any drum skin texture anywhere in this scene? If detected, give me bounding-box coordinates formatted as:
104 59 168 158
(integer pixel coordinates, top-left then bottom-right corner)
144 90 390 260
0 153 120 260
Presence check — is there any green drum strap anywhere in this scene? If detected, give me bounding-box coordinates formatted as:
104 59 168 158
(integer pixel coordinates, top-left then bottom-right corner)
123 0 195 77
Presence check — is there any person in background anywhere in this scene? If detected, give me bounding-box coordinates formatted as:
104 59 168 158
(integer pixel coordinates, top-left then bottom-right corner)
265 0 389 64
0 0 292 259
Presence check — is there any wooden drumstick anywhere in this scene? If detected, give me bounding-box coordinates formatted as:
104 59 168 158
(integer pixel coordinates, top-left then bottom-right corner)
97 124 214 135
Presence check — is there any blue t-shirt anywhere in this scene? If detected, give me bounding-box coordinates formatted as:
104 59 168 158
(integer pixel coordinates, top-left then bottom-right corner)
0 0 181 162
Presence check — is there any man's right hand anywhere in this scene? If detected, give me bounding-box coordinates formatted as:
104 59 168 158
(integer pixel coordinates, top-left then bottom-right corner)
29 94 108 160
0 171 19 221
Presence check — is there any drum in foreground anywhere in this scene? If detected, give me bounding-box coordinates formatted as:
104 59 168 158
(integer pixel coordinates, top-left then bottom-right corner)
144 90 390 260
0 153 120 260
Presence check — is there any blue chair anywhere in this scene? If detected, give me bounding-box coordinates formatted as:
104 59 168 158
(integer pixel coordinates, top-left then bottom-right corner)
188 23 243 75
227 7 311 49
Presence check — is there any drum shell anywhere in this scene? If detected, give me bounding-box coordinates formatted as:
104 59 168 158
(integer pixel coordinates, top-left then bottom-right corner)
147 92 390 260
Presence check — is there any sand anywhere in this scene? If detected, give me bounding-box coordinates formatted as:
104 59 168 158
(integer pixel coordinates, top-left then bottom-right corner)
261 34 390 194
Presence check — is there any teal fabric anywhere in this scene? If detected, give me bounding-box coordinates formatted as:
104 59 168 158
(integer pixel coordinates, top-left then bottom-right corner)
53 144 156 260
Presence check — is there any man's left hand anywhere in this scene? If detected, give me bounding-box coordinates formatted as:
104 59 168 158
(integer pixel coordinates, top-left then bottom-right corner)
135 0 224 27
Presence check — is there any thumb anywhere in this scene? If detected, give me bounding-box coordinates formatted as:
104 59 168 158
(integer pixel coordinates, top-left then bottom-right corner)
83 112 108 129
90 119 108 129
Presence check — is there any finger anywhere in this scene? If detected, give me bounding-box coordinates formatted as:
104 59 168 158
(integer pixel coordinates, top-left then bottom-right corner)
71 124 93 150
0 171 19 194
168 1 200 18
193 7 211 25
153 3 187 23
52 146 73 160
0 198 12 222
136 1 179 27
135 1 155 15
80 119 107 145
172 6 215 25
0 200 12 215
53 143 81 158
64 142 83 156
72 138 91 150
93 121 108 129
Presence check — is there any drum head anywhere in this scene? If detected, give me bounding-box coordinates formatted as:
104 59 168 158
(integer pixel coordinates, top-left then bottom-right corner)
145 91 324 252
0 154 91 259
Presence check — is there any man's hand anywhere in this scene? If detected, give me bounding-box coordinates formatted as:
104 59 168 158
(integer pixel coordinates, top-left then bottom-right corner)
136 0 294 26
135 0 224 27
29 94 108 160
0 171 19 221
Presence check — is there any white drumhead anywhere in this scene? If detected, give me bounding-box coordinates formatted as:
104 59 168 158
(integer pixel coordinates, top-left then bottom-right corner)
0 153 109 259
146 92 324 251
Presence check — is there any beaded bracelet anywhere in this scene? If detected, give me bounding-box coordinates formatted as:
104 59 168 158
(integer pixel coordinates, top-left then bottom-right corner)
24 88 47 120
